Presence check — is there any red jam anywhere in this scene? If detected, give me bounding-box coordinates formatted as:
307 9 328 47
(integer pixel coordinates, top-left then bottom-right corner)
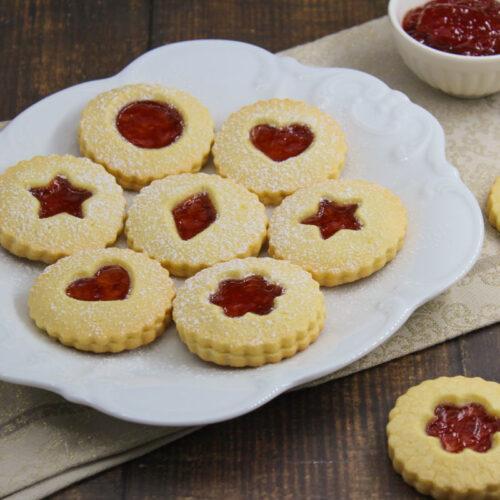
116 100 184 148
403 0 500 56
66 265 130 301
250 124 314 162
30 176 92 219
209 275 284 318
426 403 500 452
301 199 362 239
172 192 217 240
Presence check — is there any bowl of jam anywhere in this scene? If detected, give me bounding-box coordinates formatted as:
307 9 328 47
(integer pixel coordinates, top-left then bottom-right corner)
388 0 500 97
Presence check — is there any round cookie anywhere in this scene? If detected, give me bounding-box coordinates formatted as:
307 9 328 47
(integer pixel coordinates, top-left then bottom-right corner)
173 257 325 367
125 173 268 277
486 176 500 232
29 248 175 353
268 179 407 286
79 83 214 190
0 155 125 263
387 377 500 499
212 98 347 205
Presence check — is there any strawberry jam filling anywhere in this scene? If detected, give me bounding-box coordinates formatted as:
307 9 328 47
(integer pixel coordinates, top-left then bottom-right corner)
116 100 184 148
172 192 217 240
426 402 500 452
403 0 500 56
301 199 362 239
66 265 130 301
250 124 314 161
209 275 284 317
30 176 92 219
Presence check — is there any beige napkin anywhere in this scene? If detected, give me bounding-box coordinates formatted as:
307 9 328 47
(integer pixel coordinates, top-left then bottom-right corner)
1 17 499 500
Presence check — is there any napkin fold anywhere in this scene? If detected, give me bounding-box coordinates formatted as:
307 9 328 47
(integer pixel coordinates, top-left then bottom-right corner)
1 17 499 500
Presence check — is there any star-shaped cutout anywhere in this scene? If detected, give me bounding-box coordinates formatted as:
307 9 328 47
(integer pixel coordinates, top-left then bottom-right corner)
301 199 362 239
30 176 92 219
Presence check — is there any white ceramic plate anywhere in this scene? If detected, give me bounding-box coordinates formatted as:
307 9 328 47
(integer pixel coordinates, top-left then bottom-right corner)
0 40 483 426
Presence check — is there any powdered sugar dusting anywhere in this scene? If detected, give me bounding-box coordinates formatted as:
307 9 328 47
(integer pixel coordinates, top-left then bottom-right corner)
212 98 347 203
126 173 267 275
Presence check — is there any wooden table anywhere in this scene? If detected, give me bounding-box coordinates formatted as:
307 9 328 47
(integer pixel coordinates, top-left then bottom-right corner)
1 1 498 498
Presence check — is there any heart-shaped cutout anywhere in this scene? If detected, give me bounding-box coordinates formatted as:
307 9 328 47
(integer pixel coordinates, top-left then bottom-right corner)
66 265 130 301
250 124 314 162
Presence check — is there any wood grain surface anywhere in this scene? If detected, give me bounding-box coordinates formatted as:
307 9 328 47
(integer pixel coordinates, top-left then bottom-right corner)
0 1 498 498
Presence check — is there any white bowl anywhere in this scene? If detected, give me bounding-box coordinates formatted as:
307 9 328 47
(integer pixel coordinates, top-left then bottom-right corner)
388 0 500 97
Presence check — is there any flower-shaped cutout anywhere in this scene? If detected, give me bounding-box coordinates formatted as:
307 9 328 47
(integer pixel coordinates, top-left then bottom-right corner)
426 403 500 453
209 275 284 317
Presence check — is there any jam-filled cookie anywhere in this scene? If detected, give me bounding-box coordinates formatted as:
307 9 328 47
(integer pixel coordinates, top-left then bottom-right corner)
486 176 500 232
173 257 325 367
268 179 407 286
0 155 125 263
29 248 175 353
79 83 214 190
387 377 500 499
125 173 268 277
212 98 347 205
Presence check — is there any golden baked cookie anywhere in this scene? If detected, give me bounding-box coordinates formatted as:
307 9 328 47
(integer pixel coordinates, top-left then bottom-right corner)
0 155 125 263
79 83 214 190
486 176 500 232
212 98 347 205
29 248 175 353
268 179 407 286
173 257 325 367
387 376 500 499
125 173 268 277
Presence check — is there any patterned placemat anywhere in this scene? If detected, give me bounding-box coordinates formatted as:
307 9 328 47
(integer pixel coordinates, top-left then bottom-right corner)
1 17 499 500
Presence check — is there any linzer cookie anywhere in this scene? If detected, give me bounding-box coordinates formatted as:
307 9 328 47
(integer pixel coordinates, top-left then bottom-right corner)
28 248 175 353
486 176 500 232
125 173 268 277
0 155 125 263
387 377 500 499
212 98 347 204
173 257 325 367
268 179 407 286
79 84 214 190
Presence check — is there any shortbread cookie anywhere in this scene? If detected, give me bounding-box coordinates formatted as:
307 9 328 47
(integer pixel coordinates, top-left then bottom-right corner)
173 257 325 367
387 377 500 499
29 248 175 353
79 84 214 190
269 179 407 286
212 98 347 205
126 173 268 277
0 155 125 263
486 176 500 232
